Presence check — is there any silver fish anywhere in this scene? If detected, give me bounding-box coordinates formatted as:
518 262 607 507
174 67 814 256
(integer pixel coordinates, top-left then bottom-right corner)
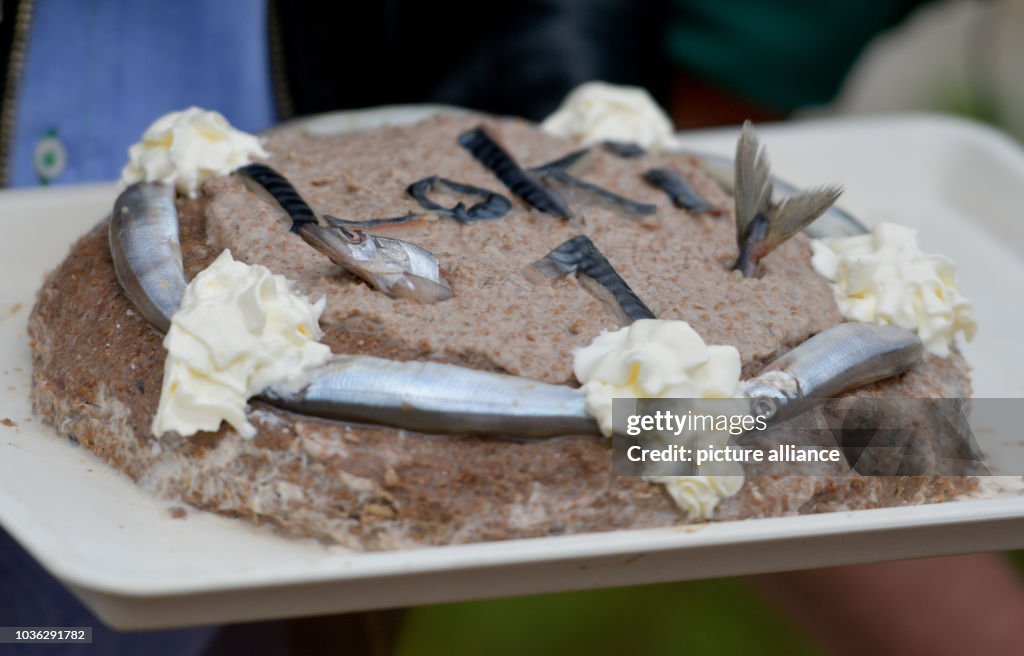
743 322 924 425
236 163 452 303
270 323 921 437
733 121 843 277
108 179 587 436
264 355 598 437
108 182 187 332
307 221 453 303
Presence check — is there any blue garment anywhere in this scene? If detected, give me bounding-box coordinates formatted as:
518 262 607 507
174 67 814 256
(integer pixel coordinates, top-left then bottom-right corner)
3 2 273 651
0 528 216 655
9 0 275 187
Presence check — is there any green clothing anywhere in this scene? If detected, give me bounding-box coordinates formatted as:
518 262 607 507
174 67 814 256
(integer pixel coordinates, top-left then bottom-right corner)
667 0 930 110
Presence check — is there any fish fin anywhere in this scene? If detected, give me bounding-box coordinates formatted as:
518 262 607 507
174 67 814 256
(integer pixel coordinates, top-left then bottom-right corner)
767 185 844 248
733 121 773 246
733 121 842 276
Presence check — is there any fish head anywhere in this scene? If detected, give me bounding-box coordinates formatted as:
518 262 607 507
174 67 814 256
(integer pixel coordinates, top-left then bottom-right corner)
332 226 382 266
299 224 381 270
742 371 798 423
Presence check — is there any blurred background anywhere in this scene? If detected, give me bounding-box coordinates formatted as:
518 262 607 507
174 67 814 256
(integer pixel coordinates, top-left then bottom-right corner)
1 0 1023 654
4 0 1024 187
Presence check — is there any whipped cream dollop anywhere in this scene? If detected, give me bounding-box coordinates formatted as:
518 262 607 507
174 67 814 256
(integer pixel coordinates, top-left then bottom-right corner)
649 469 745 521
573 319 744 520
121 107 269 198
811 222 976 357
152 250 330 439
541 81 677 150
573 319 742 436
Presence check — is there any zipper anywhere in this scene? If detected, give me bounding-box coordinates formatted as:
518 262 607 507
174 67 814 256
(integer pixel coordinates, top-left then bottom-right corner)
0 0 35 187
267 0 295 122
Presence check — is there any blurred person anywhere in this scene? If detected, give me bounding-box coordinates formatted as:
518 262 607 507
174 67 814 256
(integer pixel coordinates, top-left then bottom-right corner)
662 4 1024 655
756 554 1024 656
0 0 666 187
0 1 660 653
2 1 1023 655
827 0 1024 140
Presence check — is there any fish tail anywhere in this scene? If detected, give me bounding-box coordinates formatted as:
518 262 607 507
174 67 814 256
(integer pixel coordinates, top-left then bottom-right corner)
769 185 844 245
733 121 773 243
733 121 840 276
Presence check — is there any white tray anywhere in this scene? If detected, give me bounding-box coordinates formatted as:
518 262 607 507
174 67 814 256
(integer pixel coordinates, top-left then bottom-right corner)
1 111 1023 630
